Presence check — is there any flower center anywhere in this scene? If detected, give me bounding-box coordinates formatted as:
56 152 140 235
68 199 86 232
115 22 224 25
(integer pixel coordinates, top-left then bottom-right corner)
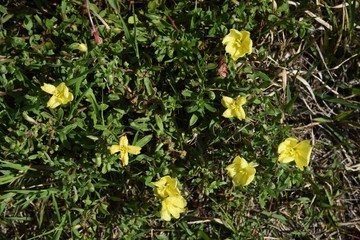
288 148 298 158
235 38 243 47
53 89 61 97
119 146 127 153
230 102 237 109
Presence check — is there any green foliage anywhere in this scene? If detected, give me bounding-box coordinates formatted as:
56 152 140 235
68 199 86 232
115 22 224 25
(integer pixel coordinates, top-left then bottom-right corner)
0 0 358 239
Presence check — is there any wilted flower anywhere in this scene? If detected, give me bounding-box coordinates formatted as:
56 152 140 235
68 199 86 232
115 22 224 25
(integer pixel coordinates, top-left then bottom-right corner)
226 156 257 187
41 82 74 108
221 95 247 121
77 43 88 52
109 135 141 166
153 176 181 199
222 29 253 61
160 195 187 221
278 137 312 171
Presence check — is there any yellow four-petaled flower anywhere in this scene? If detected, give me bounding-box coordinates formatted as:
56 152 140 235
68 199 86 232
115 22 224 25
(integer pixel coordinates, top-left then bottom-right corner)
278 137 312 171
153 175 181 199
41 82 74 108
226 156 257 187
222 29 253 61
221 95 247 121
109 135 141 166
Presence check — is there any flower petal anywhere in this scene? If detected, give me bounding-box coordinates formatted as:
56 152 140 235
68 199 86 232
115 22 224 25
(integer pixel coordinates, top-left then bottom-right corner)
278 138 298 154
47 96 62 108
294 140 312 171
41 83 56 94
160 202 172 221
225 163 237 178
119 135 128 147
222 109 234 118
221 96 234 108
120 151 129 166
127 145 141 155
164 196 186 219
234 156 248 168
234 106 246 120
235 96 247 106
278 153 295 163
232 166 256 186
222 29 241 45
109 145 121 154
153 176 180 199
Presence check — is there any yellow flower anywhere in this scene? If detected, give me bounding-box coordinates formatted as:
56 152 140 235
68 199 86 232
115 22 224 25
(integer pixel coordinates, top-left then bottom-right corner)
221 95 247 121
153 176 181 199
222 29 253 61
226 156 257 186
278 138 312 171
160 195 187 221
77 43 88 52
109 135 141 166
41 82 74 108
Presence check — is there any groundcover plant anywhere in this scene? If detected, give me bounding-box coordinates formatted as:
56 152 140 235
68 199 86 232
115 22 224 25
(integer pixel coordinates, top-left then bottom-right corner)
0 0 359 239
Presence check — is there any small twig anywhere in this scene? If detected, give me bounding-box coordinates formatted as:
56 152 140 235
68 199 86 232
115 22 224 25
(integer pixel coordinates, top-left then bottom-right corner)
315 42 336 82
291 122 320 131
329 53 359 71
305 10 333 31
166 15 179 31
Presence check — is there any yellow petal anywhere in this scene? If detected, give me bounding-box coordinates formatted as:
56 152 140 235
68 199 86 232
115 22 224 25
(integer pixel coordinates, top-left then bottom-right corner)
47 96 62 108
221 96 234 108
222 109 234 118
56 83 73 104
61 90 73 103
56 82 66 91
234 106 246 120
120 151 129 166
242 37 253 55
225 43 239 60
278 153 294 163
161 196 186 220
222 34 234 45
233 156 248 168
41 83 56 94
235 96 247 106
171 195 187 208
294 140 312 171
153 176 180 199
160 204 172 221
278 138 298 154
119 135 128 147
153 176 170 188
231 48 245 61
225 163 237 178
127 145 141 155
109 145 121 154
232 166 256 186
222 29 241 45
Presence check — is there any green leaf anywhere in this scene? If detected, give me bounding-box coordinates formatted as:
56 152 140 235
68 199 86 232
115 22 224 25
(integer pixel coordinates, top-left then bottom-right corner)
155 115 164 132
0 161 30 171
189 114 198 126
107 0 119 12
135 134 152 147
313 117 332 123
